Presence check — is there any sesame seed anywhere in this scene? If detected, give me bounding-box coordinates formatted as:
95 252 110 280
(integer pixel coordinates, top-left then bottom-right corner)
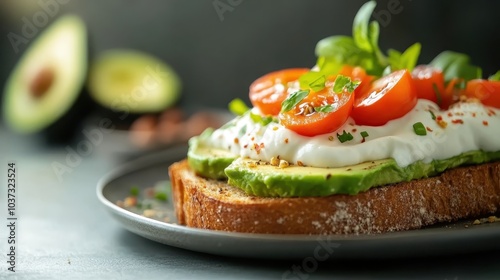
278 160 289 168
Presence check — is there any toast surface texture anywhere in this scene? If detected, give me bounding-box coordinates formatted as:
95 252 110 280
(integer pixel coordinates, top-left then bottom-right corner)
168 160 500 235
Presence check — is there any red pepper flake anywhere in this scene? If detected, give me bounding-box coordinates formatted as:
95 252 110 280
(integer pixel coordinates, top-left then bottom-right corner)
284 138 289 144
251 137 255 141
260 142 265 149
447 112 453 117
488 109 496 116
426 127 433 132
234 137 239 144
352 128 357 133
243 144 248 148
451 119 464 124
483 120 489 126
361 138 366 143
472 112 476 117
436 115 443 121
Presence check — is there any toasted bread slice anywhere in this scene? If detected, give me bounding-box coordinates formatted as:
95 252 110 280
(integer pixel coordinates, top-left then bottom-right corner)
168 160 500 235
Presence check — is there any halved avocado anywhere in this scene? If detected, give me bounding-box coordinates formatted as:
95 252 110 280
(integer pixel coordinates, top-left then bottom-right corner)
87 49 181 126
2 15 89 142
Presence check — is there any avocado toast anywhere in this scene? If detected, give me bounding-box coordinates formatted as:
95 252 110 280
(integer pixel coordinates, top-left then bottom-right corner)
168 1 500 234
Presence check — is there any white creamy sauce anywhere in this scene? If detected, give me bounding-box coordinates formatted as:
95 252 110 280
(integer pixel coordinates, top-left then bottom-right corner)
204 99 500 168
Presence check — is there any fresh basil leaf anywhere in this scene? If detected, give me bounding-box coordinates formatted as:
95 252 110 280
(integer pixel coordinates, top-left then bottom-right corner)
333 75 360 93
315 36 366 74
430 51 482 82
228 98 249 116
368 20 387 69
315 36 361 60
353 1 377 52
299 72 325 90
314 104 337 113
281 90 309 113
488 70 500 81
388 43 421 71
309 75 326 92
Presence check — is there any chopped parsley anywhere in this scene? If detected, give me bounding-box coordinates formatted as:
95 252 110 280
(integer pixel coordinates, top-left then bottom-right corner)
360 131 369 138
337 130 354 143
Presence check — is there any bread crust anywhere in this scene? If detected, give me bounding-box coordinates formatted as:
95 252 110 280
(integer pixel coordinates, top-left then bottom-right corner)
168 160 500 235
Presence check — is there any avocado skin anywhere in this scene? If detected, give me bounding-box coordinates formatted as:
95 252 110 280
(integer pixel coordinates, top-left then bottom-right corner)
224 150 500 197
187 132 236 179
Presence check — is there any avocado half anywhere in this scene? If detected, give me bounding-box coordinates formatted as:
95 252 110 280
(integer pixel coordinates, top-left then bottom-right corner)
87 50 181 126
2 15 89 142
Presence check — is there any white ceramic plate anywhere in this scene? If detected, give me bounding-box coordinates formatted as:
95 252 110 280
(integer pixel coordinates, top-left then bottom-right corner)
96 145 500 260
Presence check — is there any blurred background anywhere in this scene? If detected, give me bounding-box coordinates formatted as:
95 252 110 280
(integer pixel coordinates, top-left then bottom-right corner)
1 0 499 158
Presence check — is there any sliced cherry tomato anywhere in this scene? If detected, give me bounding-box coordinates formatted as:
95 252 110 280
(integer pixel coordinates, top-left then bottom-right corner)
338 65 374 95
351 69 417 126
411 65 446 105
464 79 500 109
279 84 354 137
249 68 309 116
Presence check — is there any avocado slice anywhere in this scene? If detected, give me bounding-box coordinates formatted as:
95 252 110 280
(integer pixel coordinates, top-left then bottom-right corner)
225 150 500 197
187 131 237 179
87 49 181 122
3 15 89 142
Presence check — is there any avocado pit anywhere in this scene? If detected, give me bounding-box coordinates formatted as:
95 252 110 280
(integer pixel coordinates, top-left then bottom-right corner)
29 67 55 99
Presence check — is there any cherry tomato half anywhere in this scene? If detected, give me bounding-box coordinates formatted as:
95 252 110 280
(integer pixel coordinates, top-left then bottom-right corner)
411 65 446 106
351 69 417 126
279 83 354 137
464 79 500 109
249 68 309 116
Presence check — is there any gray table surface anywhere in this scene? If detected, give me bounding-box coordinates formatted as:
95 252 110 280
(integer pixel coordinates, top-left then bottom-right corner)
1 126 499 280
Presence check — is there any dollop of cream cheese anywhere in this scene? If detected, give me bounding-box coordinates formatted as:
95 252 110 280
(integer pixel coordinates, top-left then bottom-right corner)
204 99 500 168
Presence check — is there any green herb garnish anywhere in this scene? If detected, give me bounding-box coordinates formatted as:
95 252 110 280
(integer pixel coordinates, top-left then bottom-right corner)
314 1 391 77
337 130 354 143
314 104 337 113
429 110 436 120
130 187 139 197
489 70 500 81
413 122 427 136
333 75 361 93
155 192 168 202
432 83 443 107
281 90 310 113
360 131 369 138
387 42 421 72
308 75 327 92
250 112 275 126
229 98 250 116
429 51 482 82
